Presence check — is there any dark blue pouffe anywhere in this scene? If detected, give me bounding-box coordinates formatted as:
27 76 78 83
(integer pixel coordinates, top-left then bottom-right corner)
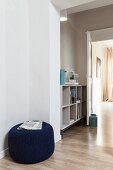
8 122 55 164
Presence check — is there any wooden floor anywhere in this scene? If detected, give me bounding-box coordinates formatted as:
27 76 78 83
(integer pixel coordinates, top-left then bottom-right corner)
1 102 113 170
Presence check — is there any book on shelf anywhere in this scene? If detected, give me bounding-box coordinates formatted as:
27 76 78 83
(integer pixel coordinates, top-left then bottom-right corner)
70 88 76 103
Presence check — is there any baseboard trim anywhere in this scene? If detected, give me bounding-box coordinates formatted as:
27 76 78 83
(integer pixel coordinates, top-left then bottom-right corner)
0 148 9 160
55 135 61 143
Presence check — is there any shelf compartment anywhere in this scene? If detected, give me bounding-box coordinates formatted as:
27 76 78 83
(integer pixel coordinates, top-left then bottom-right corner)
62 86 70 106
76 103 82 120
77 86 82 101
70 86 77 104
62 107 70 128
70 104 76 121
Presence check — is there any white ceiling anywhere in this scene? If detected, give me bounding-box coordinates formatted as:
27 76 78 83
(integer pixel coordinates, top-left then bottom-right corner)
52 0 113 14
52 0 95 10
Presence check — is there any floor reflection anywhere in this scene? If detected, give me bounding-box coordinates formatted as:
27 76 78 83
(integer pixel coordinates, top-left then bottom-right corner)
64 102 113 148
95 102 113 147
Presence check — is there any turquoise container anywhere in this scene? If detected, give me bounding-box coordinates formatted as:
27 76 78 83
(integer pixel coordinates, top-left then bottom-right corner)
89 114 97 127
60 69 66 85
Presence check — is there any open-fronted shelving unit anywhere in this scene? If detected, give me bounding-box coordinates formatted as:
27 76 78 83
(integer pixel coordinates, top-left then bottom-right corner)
60 85 87 134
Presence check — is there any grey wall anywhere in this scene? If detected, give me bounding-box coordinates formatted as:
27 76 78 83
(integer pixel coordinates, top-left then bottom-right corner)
69 4 113 85
60 22 76 73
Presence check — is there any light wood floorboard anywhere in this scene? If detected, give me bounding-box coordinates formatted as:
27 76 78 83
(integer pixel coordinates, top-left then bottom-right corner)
0 102 113 170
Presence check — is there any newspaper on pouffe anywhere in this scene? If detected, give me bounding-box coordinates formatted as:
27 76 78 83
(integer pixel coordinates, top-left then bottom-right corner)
17 121 42 130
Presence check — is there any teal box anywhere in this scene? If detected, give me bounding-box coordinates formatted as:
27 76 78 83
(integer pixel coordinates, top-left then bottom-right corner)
89 114 97 127
60 69 66 85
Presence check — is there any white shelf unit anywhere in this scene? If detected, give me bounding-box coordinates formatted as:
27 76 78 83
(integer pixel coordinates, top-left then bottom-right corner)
61 85 86 131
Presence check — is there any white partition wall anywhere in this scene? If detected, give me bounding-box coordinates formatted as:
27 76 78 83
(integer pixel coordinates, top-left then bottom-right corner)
28 0 50 122
0 0 61 159
0 0 29 158
28 0 61 142
49 3 61 142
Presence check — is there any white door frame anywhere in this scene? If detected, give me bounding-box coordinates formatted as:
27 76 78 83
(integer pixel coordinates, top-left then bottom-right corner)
87 27 113 125
87 31 92 125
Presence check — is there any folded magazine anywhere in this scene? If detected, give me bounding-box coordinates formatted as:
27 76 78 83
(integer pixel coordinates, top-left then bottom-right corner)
17 121 42 130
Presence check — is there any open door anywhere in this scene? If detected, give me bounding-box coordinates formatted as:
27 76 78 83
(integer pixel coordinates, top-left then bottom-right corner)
87 31 92 125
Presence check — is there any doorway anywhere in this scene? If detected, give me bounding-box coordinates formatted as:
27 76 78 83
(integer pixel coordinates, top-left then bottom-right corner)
87 28 113 125
92 40 113 115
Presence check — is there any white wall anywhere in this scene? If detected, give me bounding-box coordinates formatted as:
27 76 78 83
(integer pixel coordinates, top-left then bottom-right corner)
92 42 104 112
50 3 60 142
28 0 61 142
0 0 7 158
0 0 29 158
0 0 60 158
28 0 50 122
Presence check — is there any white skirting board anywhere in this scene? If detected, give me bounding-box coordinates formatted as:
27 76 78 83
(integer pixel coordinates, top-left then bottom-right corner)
0 148 8 160
55 135 61 143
